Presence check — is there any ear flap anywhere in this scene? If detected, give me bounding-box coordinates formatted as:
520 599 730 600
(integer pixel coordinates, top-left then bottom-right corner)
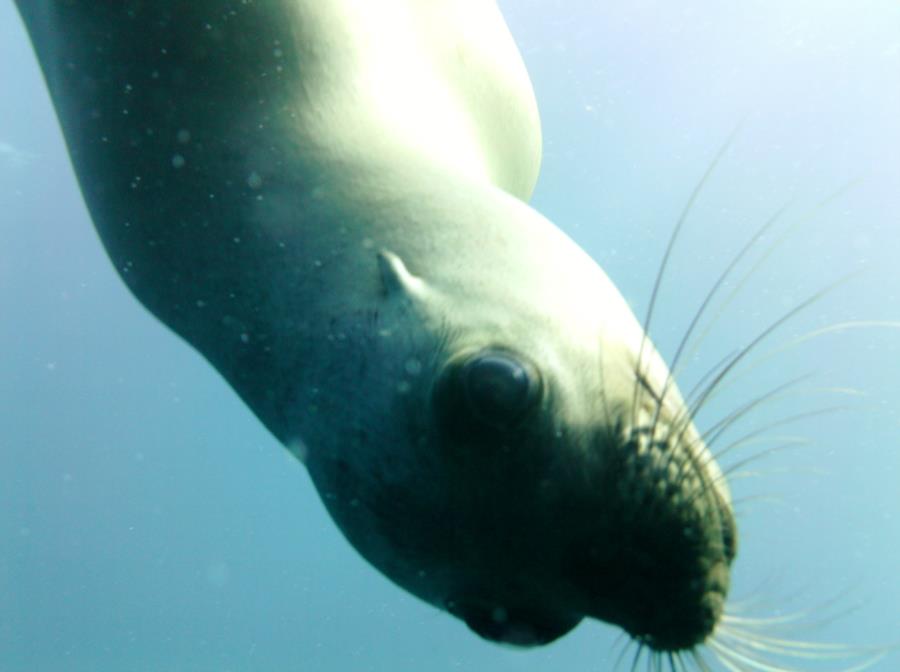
377 250 427 299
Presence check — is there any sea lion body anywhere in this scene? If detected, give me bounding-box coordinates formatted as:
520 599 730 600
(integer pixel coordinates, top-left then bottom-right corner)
15 0 735 651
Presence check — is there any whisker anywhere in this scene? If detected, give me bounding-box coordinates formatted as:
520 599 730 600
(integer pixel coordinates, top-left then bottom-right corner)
670 404 840 506
680 438 808 512
708 638 798 672
684 353 846 478
710 404 845 464
713 433 809 465
653 202 790 434
710 630 886 672
725 578 864 623
703 386 866 448
650 348 746 500
653 650 663 672
730 492 787 515
613 635 636 672
691 647 716 672
719 625 832 652
708 644 745 672
717 625 862 656
726 467 806 484
722 613 814 627
674 400 848 510
675 179 860 383
668 273 854 457
631 128 741 432
659 185 864 459
631 642 646 672
685 338 868 419
683 349 738 409
651 347 739 494
687 284 827 418
701 375 814 451
718 441 812 484
721 411 847 475
647 202 793 485
723 320 900 384
658 366 802 499
724 596 866 638
723 579 810 618
780 320 900 346
724 470 770 482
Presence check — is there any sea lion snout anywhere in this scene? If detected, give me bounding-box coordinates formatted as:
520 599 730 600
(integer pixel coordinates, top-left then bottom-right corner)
564 421 737 651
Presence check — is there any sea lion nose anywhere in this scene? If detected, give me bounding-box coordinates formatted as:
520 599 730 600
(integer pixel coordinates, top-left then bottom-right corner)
450 600 581 647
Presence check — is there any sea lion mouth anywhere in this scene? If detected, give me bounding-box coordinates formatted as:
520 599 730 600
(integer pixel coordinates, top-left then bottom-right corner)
447 598 581 647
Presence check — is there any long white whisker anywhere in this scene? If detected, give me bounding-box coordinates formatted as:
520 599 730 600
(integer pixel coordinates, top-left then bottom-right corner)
676 180 860 383
687 273 855 426
674 651 691 672
631 129 740 433
691 647 716 672
702 376 814 451
713 433 808 463
709 627 887 672
690 325 881 412
722 614 811 627
654 202 790 433
708 643 747 672
676 405 843 501
717 625 861 657
708 638 800 672
751 321 900 373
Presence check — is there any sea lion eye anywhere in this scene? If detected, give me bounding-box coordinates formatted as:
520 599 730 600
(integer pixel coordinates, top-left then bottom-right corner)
459 350 541 427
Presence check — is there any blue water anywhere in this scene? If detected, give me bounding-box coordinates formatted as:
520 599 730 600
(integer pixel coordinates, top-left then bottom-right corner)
2 3 899 670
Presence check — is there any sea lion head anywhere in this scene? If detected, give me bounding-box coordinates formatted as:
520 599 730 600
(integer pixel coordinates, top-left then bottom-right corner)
303 242 736 653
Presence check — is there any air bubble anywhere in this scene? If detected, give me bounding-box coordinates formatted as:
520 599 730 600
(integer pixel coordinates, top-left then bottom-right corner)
247 171 263 189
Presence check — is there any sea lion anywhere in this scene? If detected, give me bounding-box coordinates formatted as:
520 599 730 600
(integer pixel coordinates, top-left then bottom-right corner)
14 0 735 654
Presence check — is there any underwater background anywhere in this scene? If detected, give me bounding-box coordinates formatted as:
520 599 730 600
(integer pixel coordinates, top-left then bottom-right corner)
2 1 899 670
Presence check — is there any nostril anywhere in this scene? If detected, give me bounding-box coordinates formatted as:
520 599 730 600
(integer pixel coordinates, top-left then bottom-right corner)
450 600 582 647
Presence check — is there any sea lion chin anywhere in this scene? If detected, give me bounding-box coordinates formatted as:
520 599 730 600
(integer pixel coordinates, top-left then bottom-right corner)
14 0 735 655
